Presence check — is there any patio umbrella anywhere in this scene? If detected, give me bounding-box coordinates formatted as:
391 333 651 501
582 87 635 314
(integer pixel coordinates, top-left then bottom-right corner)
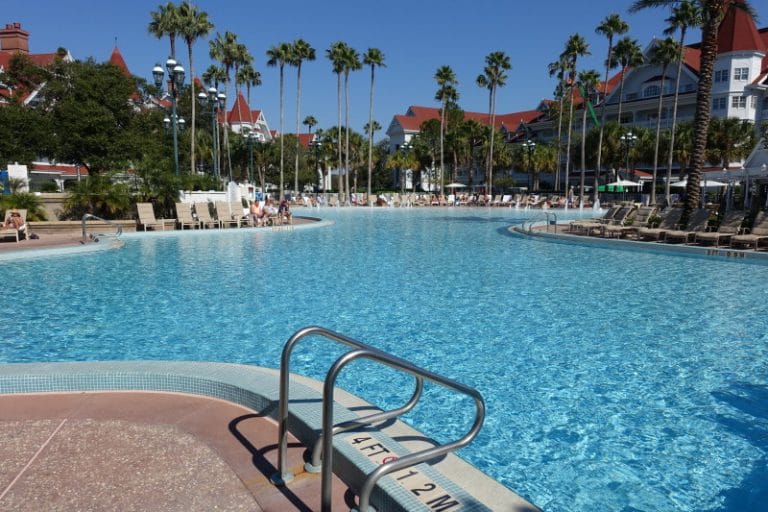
445 183 466 188
606 179 642 187
670 180 727 188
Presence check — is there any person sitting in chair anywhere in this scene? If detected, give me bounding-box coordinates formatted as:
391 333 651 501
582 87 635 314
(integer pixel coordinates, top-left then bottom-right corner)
278 198 292 222
3 210 25 230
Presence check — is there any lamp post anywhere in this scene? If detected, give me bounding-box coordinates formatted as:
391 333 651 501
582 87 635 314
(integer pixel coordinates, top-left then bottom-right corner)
522 139 536 192
153 58 185 176
197 86 226 178
619 132 638 180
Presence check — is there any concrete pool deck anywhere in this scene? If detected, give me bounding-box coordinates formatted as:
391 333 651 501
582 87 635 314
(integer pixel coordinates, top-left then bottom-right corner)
0 362 538 512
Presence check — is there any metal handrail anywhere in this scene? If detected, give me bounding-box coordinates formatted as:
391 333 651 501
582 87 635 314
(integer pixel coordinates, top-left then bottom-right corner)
271 325 485 512
272 325 424 485
321 349 485 512
306 376 423 472
81 214 123 242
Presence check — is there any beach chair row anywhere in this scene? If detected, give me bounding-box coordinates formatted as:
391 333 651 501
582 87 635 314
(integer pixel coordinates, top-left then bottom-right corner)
569 205 768 250
137 201 290 231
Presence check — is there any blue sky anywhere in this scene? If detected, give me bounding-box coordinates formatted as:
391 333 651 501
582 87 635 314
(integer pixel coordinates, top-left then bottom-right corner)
6 1 688 138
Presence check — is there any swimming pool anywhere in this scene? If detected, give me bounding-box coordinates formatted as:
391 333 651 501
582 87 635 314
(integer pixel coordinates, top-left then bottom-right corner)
2 207 767 511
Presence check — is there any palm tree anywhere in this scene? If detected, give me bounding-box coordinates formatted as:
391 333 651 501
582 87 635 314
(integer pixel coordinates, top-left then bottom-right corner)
148 2 181 59
595 14 629 201
577 69 601 205
548 57 569 191
706 117 756 168
266 42 293 198
236 64 262 105
561 34 590 200
476 51 511 195
435 65 458 196
612 37 645 125
630 0 756 224
326 42 347 197
302 115 317 134
663 0 702 205
290 39 316 196
209 31 241 180
341 45 361 201
363 48 385 203
178 2 213 176
648 37 680 205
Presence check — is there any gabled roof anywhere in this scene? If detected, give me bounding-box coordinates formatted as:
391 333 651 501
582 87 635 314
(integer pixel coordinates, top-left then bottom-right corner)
227 92 255 124
0 51 61 71
717 1 766 54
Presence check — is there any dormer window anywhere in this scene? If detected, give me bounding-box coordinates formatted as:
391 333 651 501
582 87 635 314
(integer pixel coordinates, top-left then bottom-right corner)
643 85 660 98
734 67 749 81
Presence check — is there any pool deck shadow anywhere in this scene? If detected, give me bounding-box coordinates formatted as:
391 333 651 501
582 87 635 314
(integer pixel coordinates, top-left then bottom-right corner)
0 391 351 511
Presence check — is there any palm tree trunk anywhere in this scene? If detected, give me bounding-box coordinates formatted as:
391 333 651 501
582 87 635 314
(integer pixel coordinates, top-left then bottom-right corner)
344 72 351 203
439 102 446 196
367 66 375 202
188 43 196 175
555 94 564 192
665 31 687 206
336 73 343 198
295 64 302 196
223 78 233 182
685 18 720 224
617 71 626 126
595 42 612 204
487 86 496 198
652 70 667 205
279 66 285 198
580 101 587 206
564 85 575 204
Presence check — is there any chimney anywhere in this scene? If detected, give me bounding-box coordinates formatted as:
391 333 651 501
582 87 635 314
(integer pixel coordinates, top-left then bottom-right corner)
0 22 30 54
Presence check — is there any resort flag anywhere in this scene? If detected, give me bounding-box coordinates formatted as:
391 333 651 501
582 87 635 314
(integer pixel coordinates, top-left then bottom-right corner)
578 85 600 127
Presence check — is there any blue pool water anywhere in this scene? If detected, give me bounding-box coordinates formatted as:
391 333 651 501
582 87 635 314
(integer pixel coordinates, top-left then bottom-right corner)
2 207 768 511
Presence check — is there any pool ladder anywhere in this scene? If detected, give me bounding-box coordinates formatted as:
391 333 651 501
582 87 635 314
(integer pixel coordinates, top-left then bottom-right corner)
521 211 558 233
272 325 485 512
81 213 123 242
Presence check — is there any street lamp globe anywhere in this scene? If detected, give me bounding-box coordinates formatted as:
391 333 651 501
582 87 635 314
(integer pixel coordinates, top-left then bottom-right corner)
152 64 164 88
165 57 177 75
178 118 185 131
172 64 185 89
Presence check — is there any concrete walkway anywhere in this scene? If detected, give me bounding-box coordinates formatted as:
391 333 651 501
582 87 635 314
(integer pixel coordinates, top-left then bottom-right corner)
0 391 351 511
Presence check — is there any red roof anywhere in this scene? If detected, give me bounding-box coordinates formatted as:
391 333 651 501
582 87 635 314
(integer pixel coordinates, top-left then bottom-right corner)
0 51 60 70
108 47 131 77
717 1 766 54
395 105 544 133
227 92 255 124
31 162 89 176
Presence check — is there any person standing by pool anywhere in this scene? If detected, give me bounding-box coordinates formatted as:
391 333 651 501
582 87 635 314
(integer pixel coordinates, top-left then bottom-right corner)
249 201 262 227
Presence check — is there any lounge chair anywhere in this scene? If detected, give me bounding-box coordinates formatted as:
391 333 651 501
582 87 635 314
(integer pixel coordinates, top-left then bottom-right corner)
137 202 175 231
175 203 200 230
231 201 248 227
214 201 239 228
637 208 683 241
194 202 221 229
730 211 768 250
692 210 745 247
0 208 28 242
570 205 621 235
663 208 711 243
603 206 656 239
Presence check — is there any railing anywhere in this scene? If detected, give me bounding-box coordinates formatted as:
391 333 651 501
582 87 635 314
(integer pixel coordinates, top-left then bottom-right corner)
81 214 123 243
272 325 485 512
521 211 558 233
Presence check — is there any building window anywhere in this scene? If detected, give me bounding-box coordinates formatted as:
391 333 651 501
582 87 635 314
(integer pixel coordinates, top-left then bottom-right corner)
751 96 757 108
712 97 726 110
643 85 660 98
731 96 747 108
734 67 749 81
625 92 638 101
714 69 729 82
